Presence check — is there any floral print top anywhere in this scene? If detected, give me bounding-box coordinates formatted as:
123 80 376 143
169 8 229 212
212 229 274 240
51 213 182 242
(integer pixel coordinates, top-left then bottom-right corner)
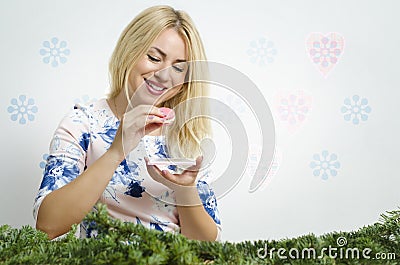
33 98 221 240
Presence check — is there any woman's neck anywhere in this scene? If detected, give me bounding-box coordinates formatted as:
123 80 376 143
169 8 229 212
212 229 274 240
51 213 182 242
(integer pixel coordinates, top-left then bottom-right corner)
147 127 162 136
109 92 128 120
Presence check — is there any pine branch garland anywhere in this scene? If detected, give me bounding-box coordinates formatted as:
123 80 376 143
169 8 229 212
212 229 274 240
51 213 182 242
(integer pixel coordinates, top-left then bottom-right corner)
0 205 399 264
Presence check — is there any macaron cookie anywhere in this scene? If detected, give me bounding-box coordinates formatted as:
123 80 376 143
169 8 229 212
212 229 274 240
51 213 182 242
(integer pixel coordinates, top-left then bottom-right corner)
159 107 175 125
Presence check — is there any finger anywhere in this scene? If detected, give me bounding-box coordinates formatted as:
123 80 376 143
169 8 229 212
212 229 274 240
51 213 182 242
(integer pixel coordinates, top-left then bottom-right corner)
144 157 163 175
144 157 179 187
144 115 167 125
140 105 166 118
142 105 175 124
144 157 164 182
124 105 165 124
181 156 203 175
143 122 163 135
129 113 165 135
124 105 173 131
161 169 181 184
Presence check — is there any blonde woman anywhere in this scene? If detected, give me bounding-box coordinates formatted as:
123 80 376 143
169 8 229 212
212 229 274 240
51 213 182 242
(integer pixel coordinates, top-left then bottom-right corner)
34 5 221 242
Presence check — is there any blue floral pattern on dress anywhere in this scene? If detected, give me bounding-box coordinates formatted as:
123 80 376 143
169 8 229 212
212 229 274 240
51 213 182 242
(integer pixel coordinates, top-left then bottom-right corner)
197 180 221 225
150 222 165 231
82 220 99 238
78 133 90 152
104 186 119 203
150 215 170 232
39 155 80 191
111 159 142 186
125 180 146 198
152 137 177 171
111 159 132 185
151 190 175 214
98 126 118 146
154 138 168 158
34 99 222 238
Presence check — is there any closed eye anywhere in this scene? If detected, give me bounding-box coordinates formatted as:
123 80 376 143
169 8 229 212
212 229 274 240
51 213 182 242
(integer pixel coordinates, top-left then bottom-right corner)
173 63 186 73
173 65 184 73
147 54 160 62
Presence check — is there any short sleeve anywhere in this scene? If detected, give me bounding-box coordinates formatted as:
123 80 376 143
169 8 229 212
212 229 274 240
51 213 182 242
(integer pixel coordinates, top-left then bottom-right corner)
33 106 90 221
196 170 222 241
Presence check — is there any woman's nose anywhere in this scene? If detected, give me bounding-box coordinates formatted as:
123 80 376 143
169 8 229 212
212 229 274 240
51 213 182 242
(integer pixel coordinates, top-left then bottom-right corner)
153 65 170 83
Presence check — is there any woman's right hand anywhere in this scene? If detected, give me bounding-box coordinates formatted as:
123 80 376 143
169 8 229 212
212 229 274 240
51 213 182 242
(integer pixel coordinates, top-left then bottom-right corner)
108 105 167 162
36 104 167 239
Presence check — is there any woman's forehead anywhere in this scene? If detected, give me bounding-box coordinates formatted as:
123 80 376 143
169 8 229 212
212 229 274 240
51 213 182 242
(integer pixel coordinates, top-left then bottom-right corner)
150 28 187 61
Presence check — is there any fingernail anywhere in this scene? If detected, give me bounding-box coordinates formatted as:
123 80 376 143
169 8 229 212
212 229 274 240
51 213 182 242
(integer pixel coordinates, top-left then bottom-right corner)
148 115 154 120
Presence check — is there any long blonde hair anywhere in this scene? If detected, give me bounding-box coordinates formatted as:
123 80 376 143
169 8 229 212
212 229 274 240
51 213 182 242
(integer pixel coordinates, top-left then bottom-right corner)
108 5 211 158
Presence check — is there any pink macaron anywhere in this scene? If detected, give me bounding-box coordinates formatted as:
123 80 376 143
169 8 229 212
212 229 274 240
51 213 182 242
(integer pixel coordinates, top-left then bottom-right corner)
159 107 175 124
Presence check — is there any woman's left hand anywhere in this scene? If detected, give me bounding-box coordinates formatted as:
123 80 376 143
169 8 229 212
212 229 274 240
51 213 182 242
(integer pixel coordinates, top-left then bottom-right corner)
144 156 203 190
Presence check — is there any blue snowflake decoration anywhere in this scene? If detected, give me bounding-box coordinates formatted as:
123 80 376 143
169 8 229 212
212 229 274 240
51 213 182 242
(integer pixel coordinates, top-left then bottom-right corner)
73 95 97 106
39 153 49 171
7 95 38 124
341 95 371 125
39 37 70 67
247 38 277 67
309 150 340 180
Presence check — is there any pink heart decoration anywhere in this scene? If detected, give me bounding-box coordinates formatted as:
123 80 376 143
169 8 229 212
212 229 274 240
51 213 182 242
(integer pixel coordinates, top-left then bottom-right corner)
306 32 345 77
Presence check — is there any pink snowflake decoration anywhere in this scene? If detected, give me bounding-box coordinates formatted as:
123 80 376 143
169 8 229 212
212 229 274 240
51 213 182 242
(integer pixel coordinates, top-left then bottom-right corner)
274 90 313 134
306 32 345 77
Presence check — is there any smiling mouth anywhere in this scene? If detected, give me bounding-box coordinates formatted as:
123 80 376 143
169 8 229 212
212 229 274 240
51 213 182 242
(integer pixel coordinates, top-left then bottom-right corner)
144 78 167 95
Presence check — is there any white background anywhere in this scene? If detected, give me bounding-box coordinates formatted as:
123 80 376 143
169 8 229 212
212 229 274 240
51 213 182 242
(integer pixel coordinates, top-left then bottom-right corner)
0 0 399 242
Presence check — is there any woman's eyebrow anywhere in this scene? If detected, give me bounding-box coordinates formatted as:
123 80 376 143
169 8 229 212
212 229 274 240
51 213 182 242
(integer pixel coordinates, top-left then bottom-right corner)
150 46 186 62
